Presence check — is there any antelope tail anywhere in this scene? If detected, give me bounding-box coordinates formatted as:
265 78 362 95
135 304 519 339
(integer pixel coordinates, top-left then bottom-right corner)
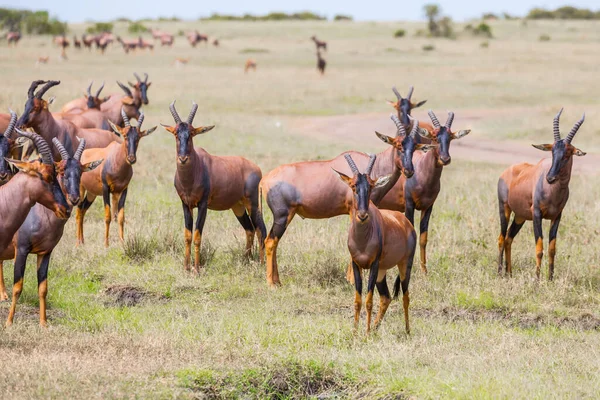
392 275 401 299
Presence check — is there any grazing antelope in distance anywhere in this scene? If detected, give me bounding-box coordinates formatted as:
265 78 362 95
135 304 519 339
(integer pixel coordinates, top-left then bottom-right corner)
138 36 154 50
389 86 431 132
376 110 470 277
149 28 166 40
76 109 156 246
7 31 21 46
497 109 586 280
2 139 102 325
0 129 69 254
212 39 219 47
311 35 327 51
16 80 120 160
174 57 189 67
160 34 174 47
261 113 433 286
82 34 94 50
187 31 208 47
54 35 70 47
36 56 49 66
162 101 267 273
73 35 81 49
244 59 257 73
334 154 416 333
117 36 138 53
317 51 326 75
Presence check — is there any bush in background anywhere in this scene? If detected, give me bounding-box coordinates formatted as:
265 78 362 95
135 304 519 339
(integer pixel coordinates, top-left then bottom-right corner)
86 22 113 34
394 29 406 38
128 21 148 34
0 8 67 34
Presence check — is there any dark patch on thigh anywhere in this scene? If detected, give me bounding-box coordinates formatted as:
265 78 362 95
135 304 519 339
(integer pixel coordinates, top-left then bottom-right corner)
266 181 301 215
497 178 509 203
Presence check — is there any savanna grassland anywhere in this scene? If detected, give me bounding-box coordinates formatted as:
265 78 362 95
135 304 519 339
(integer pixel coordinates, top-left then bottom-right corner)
0 18 599 399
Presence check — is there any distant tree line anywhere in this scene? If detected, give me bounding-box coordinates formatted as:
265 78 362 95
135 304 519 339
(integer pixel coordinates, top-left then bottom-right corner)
200 12 329 21
0 8 67 34
527 6 600 19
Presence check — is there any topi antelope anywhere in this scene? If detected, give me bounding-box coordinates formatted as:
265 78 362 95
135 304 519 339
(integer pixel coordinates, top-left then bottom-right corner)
160 34 174 47
76 109 156 247
117 36 138 53
138 36 154 50
311 35 327 51
2 138 101 324
0 129 69 254
73 35 81 49
317 51 326 75
16 80 120 159
187 31 208 47
0 110 22 185
261 114 433 286
244 59 257 73
7 31 21 46
497 109 586 280
388 86 430 131
333 154 416 334
57 81 111 130
162 101 267 272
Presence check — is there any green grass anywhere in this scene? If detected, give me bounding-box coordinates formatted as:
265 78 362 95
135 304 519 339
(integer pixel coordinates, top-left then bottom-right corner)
0 19 599 399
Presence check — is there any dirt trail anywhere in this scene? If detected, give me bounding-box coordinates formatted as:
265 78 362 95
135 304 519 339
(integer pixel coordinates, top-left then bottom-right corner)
289 110 600 175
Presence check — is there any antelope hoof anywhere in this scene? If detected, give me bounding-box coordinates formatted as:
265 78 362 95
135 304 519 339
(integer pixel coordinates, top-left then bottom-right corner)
5 320 13 328
40 320 48 328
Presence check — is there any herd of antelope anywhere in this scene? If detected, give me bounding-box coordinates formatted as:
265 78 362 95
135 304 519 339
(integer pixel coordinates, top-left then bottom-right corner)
0 68 588 333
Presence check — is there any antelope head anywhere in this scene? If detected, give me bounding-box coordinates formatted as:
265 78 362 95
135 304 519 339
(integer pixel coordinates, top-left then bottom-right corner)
421 110 470 166
375 114 436 178
52 138 102 206
129 72 151 105
332 154 391 223
108 108 156 165
16 80 60 128
161 101 215 165
532 108 586 184
0 110 26 184
389 86 427 126
6 129 70 219
84 81 110 109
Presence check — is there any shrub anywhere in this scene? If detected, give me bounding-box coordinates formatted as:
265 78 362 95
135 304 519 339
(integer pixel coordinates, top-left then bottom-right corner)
86 22 113 34
394 29 406 38
473 22 493 38
423 44 435 51
128 21 147 34
480 41 489 48
482 13 498 20
334 14 353 21
0 8 67 34
539 34 551 41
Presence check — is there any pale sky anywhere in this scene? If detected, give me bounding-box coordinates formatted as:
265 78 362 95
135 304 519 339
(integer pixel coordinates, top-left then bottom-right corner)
1 0 599 22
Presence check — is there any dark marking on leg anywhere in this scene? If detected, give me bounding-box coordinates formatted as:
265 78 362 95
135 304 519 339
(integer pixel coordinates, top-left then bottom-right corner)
419 206 433 275
548 212 561 281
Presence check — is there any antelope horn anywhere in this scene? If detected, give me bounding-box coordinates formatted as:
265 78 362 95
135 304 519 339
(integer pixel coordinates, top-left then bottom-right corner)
344 154 359 175
137 110 144 128
406 86 414 101
143 72 148 83
445 111 455 129
87 81 93 97
365 154 376 176
565 113 585 144
169 100 182 124
35 80 60 99
4 109 17 138
553 108 563 142
392 86 402 101
121 107 130 127
390 114 407 137
117 81 133 97
16 129 54 165
28 80 47 99
52 137 70 160
428 110 441 129
95 81 105 97
187 102 198 125
74 137 86 161
410 119 420 137
134 72 142 83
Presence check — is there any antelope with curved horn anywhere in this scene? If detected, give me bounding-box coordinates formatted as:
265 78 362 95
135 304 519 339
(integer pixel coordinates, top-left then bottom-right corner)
1 138 101 324
382 110 470 276
0 129 69 254
16 80 120 159
60 81 111 114
162 101 267 273
388 85 431 132
334 154 416 334
497 109 586 280
57 81 112 129
311 35 327 51
261 113 434 286
76 108 156 246
0 110 23 185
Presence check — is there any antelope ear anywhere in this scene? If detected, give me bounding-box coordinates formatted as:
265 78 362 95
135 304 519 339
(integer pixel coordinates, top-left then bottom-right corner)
532 144 553 151
192 125 215 136
146 82 151 87
331 168 352 186
416 143 437 153
574 148 586 156
374 174 392 188
387 100 399 109
102 95 111 102
108 120 122 136
453 129 471 140
121 96 135 106
142 126 157 137
82 159 103 172
128 81 136 88
375 131 395 145
419 127 433 138
161 124 177 134
5 158 32 173
413 100 427 108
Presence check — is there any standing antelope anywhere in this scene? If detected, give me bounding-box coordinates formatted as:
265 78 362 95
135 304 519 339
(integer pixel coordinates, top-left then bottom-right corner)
497 109 586 280
334 154 416 334
244 59 257 73
261 114 432 286
57 81 111 130
317 51 326 75
82 34 94 50
16 80 119 159
76 109 156 246
0 110 21 185
0 129 69 254
7 31 21 46
389 86 430 131
2 139 101 325
160 34 174 47
138 36 154 50
311 35 327 51
73 35 81 49
162 101 267 273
